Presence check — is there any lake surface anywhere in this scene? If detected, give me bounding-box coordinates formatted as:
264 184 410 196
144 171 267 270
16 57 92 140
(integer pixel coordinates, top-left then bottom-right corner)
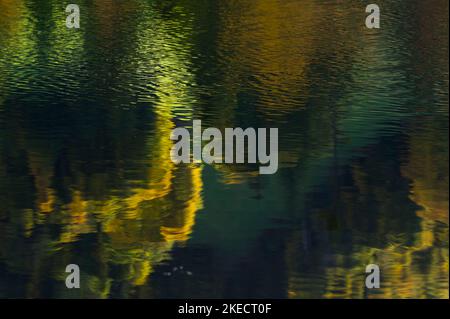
0 0 448 298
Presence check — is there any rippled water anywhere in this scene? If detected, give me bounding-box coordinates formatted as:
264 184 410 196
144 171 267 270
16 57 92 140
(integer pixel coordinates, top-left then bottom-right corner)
0 0 448 298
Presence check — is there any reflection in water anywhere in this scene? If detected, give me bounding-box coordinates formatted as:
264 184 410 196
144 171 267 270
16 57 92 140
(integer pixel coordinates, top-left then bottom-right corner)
0 0 448 298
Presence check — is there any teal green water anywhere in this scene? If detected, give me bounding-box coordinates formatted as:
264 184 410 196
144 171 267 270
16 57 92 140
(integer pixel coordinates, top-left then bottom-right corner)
0 0 448 298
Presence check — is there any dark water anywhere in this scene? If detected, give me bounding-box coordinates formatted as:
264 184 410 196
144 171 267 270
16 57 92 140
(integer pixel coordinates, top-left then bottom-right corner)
0 0 448 298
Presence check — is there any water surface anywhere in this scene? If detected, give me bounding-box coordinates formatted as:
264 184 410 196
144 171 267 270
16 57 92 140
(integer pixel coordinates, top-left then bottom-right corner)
0 0 448 298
